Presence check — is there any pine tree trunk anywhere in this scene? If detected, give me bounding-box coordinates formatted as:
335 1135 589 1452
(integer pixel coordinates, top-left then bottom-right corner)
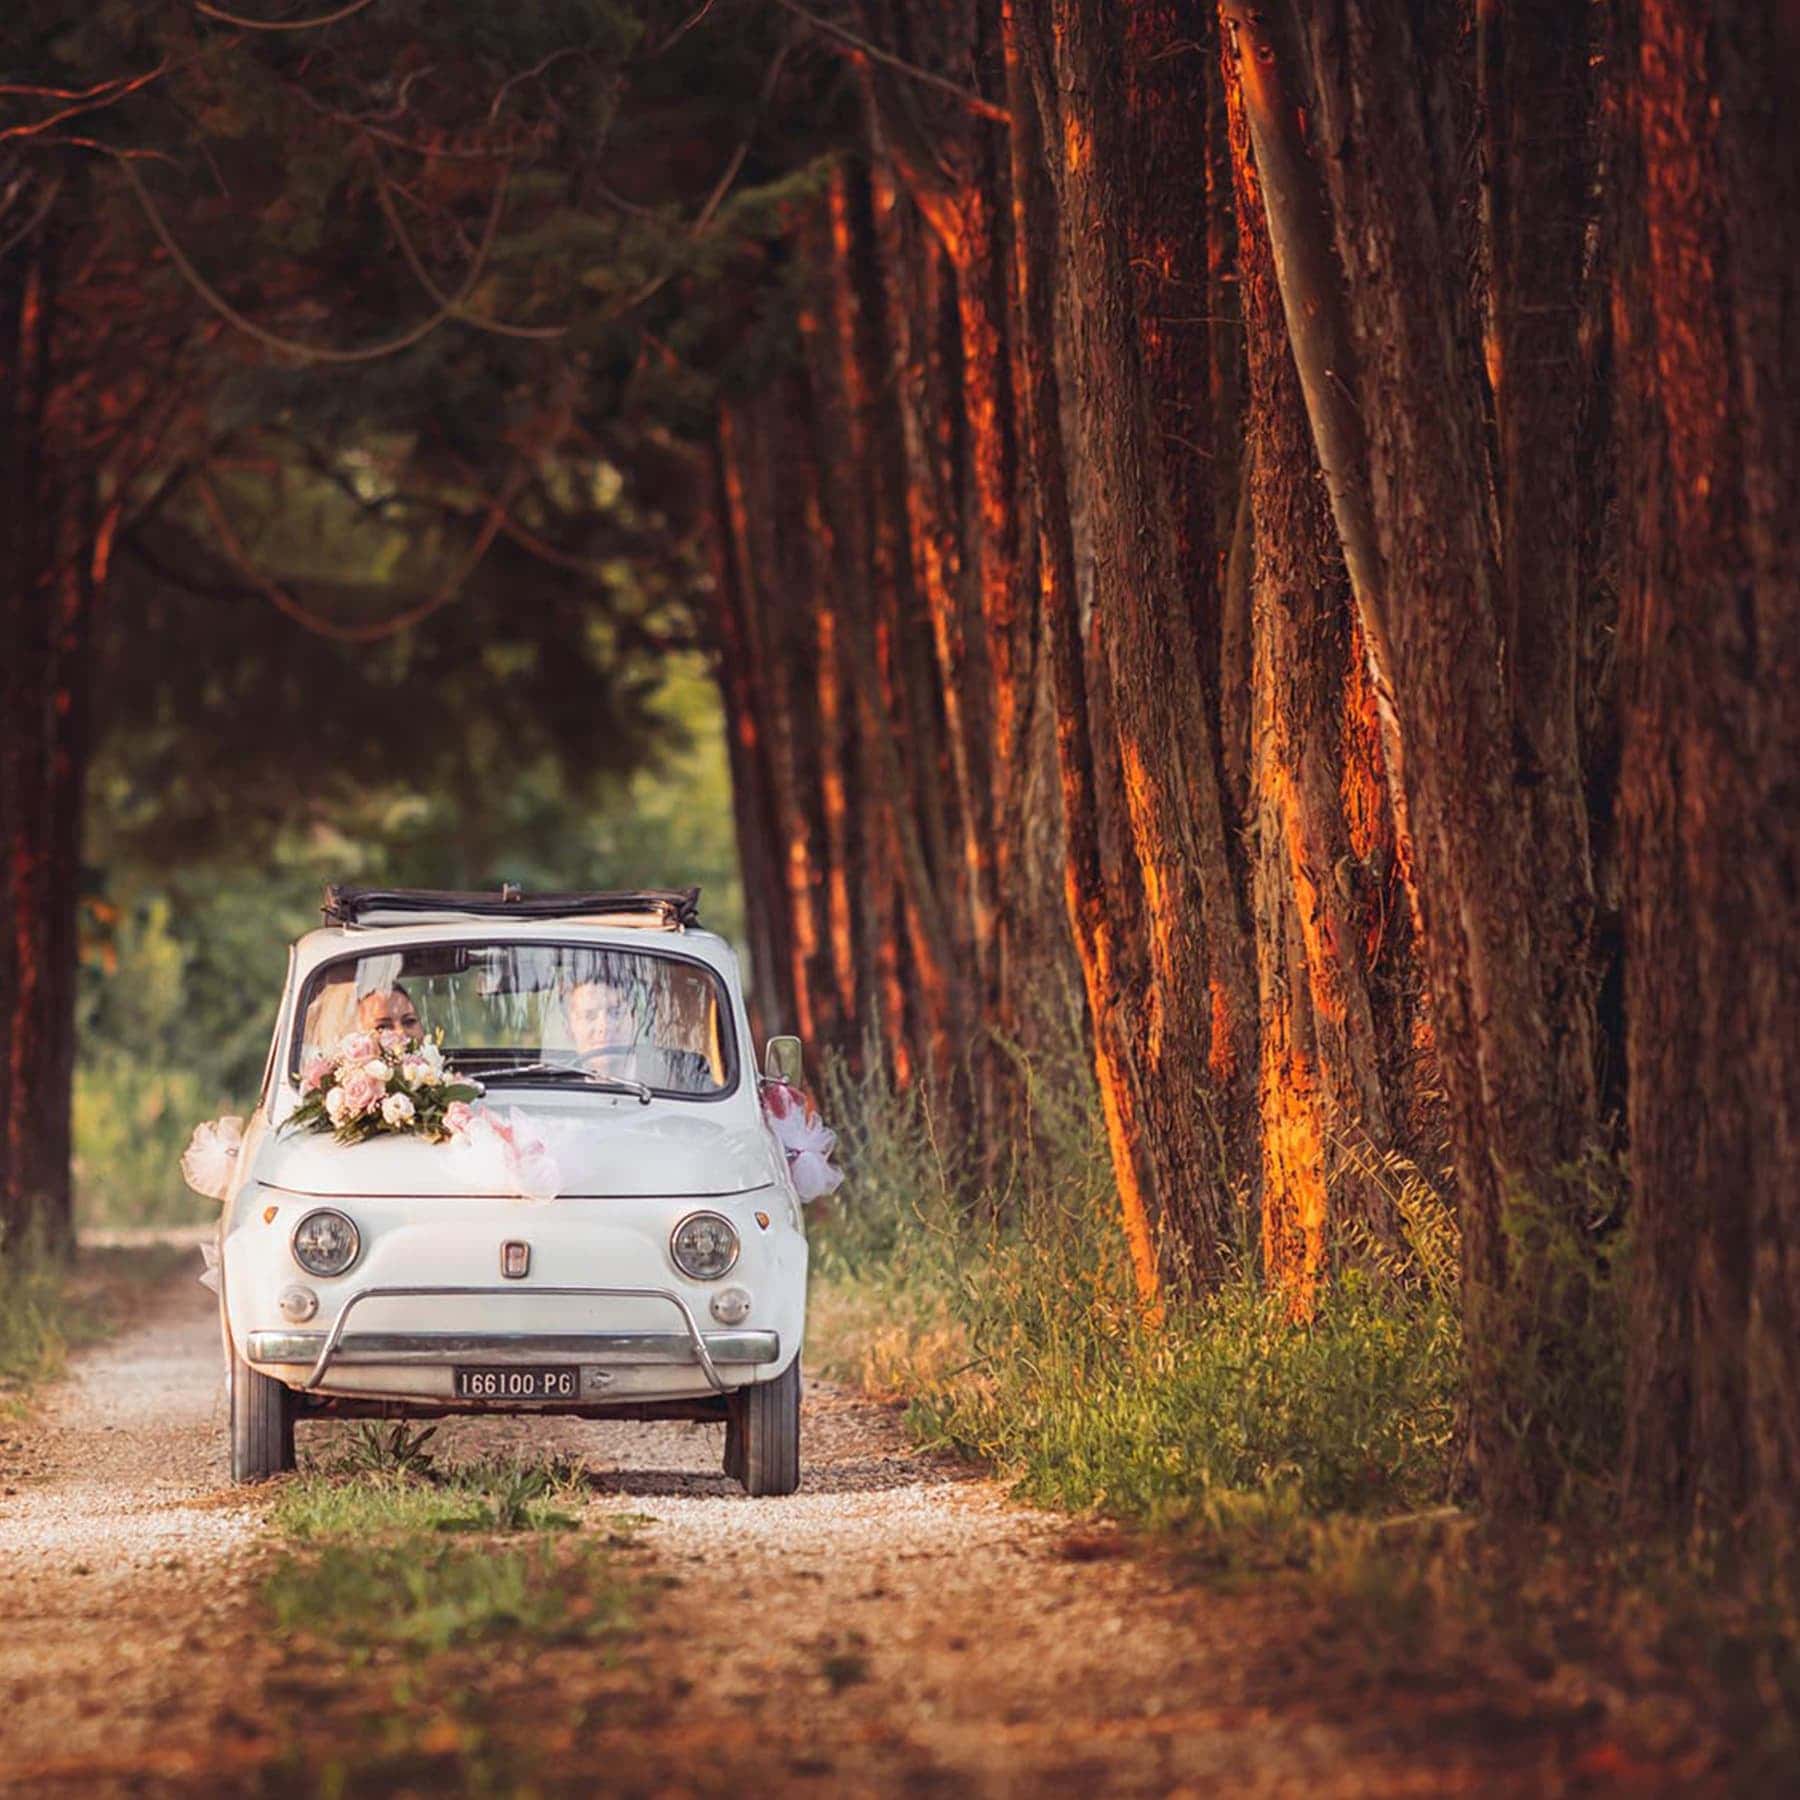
1029 0 1258 1280
1003 0 1167 1306
1618 0 1800 1532
1224 43 1419 1306
708 426 798 1043
1230 0 1606 1507
1 225 82 1254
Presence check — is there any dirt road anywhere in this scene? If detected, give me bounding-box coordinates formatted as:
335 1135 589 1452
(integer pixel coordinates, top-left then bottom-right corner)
0 1267 1624 1796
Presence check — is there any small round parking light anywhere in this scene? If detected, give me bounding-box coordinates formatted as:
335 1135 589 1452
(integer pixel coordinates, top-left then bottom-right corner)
291 1208 361 1278
278 1285 319 1323
710 1285 753 1325
670 1211 740 1281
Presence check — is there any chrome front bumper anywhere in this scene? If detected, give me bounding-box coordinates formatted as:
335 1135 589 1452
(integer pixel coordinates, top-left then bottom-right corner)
244 1284 777 1394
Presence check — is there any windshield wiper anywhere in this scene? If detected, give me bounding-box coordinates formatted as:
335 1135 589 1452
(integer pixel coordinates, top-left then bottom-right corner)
475 1061 654 1105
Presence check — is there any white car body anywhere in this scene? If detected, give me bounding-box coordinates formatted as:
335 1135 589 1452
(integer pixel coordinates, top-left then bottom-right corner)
216 904 808 1481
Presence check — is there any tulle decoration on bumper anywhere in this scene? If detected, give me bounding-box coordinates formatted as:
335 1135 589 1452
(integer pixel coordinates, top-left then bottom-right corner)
181 1116 245 1200
762 1081 845 1200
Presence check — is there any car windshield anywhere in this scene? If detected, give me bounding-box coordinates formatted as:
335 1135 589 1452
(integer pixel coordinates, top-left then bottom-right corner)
291 941 735 1099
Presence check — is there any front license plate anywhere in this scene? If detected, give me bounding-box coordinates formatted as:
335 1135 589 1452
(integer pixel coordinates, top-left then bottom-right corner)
455 1366 578 1400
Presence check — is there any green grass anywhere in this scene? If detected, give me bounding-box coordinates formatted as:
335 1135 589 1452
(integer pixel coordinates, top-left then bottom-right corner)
263 1537 628 1656
809 1052 1464 1548
273 1443 591 1542
259 1448 646 1793
0 1234 188 1409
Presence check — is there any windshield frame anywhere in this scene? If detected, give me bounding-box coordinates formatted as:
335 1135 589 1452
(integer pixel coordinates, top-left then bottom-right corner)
286 936 742 1105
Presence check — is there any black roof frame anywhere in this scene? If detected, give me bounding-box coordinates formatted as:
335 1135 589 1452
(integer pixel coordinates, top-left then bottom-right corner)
321 884 702 929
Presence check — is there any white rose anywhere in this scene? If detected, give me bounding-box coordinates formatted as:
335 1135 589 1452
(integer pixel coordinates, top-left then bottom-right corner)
400 1056 439 1087
420 1042 444 1070
380 1092 415 1127
364 1059 391 1083
324 1087 348 1123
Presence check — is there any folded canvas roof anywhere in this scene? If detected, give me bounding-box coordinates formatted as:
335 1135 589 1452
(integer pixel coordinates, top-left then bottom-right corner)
321 884 702 931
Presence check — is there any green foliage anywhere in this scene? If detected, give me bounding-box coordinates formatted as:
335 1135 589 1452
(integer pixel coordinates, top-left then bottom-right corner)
335 1421 441 1481
0 1233 71 1405
810 1051 1465 1544
0 1237 187 1407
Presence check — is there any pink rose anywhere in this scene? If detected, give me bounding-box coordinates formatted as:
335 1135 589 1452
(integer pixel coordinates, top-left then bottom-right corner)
379 1028 410 1054
443 1100 475 1135
339 1072 381 1116
337 1031 378 1066
301 1056 333 1094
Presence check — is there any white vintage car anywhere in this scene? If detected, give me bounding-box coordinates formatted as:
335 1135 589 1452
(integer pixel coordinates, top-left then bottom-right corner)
214 886 809 1494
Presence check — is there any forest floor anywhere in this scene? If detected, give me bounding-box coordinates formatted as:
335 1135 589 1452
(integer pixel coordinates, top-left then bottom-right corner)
0 1257 1713 1797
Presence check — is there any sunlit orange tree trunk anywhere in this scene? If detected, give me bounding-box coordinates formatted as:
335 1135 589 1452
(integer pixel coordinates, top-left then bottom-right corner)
1221 44 1432 1309
1008 0 1258 1294
855 4 1080 1137
1226 0 1609 1505
1616 0 1800 1533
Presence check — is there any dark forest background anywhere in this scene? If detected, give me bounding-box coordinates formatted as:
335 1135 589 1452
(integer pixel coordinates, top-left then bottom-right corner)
2 0 1795 1561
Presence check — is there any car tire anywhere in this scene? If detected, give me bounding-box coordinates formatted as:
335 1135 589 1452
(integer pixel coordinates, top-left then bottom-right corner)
229 1343 296 1483
729 1356 800 1497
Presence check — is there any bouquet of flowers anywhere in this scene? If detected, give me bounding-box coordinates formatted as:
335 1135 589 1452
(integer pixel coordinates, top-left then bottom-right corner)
289 1029 482 1145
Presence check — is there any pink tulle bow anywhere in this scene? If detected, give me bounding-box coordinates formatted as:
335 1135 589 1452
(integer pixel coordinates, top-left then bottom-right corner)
761 1081 845 1200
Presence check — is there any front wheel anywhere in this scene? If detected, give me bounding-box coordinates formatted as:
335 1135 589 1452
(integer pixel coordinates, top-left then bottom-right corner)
726 1357 801 1497
228 1343 296 1483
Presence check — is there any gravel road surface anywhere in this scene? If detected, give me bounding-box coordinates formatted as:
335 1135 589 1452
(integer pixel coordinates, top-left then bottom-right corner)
0 1263 1592 1795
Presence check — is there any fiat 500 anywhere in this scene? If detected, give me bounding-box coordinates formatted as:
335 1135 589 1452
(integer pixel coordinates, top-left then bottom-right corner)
214 886 809 1494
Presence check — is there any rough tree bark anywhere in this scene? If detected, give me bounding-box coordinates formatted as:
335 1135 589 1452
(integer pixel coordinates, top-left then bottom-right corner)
1226 0 1606 1507
1223 41 1422 1308
1618 0 1800 1533
1022 0 1258 1283
1 219 88 1255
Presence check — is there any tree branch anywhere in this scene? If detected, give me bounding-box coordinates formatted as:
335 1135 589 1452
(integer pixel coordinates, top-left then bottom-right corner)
191 457 527 642
112 151 512 364
194 0 379 32
364 144 570 340
0 60 172 143
771 0 1009 123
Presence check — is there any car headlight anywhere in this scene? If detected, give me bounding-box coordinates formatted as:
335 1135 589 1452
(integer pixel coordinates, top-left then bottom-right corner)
670 1211 739 1280
291 1208 361 1277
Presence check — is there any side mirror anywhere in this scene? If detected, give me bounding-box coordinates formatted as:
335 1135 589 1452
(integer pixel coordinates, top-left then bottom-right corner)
763 1034 805 1086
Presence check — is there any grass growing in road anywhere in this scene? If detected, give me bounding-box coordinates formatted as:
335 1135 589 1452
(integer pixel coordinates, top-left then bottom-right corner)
259 1442 648 1795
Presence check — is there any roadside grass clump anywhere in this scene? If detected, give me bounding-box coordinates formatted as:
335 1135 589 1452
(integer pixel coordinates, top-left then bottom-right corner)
809 1047 1464 1545
273 1448 592 1541
0 1232 69 1403
0 1231 188 1409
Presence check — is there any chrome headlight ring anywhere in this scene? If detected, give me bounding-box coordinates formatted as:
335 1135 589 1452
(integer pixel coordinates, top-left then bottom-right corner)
290 1208 361 1278
670 1210 740 1281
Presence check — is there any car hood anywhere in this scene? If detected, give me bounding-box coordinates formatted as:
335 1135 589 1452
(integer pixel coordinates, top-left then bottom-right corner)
255 1096 781 1199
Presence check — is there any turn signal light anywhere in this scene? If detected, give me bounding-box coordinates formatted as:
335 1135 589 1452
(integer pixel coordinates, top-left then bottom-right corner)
501 1240 530 1279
